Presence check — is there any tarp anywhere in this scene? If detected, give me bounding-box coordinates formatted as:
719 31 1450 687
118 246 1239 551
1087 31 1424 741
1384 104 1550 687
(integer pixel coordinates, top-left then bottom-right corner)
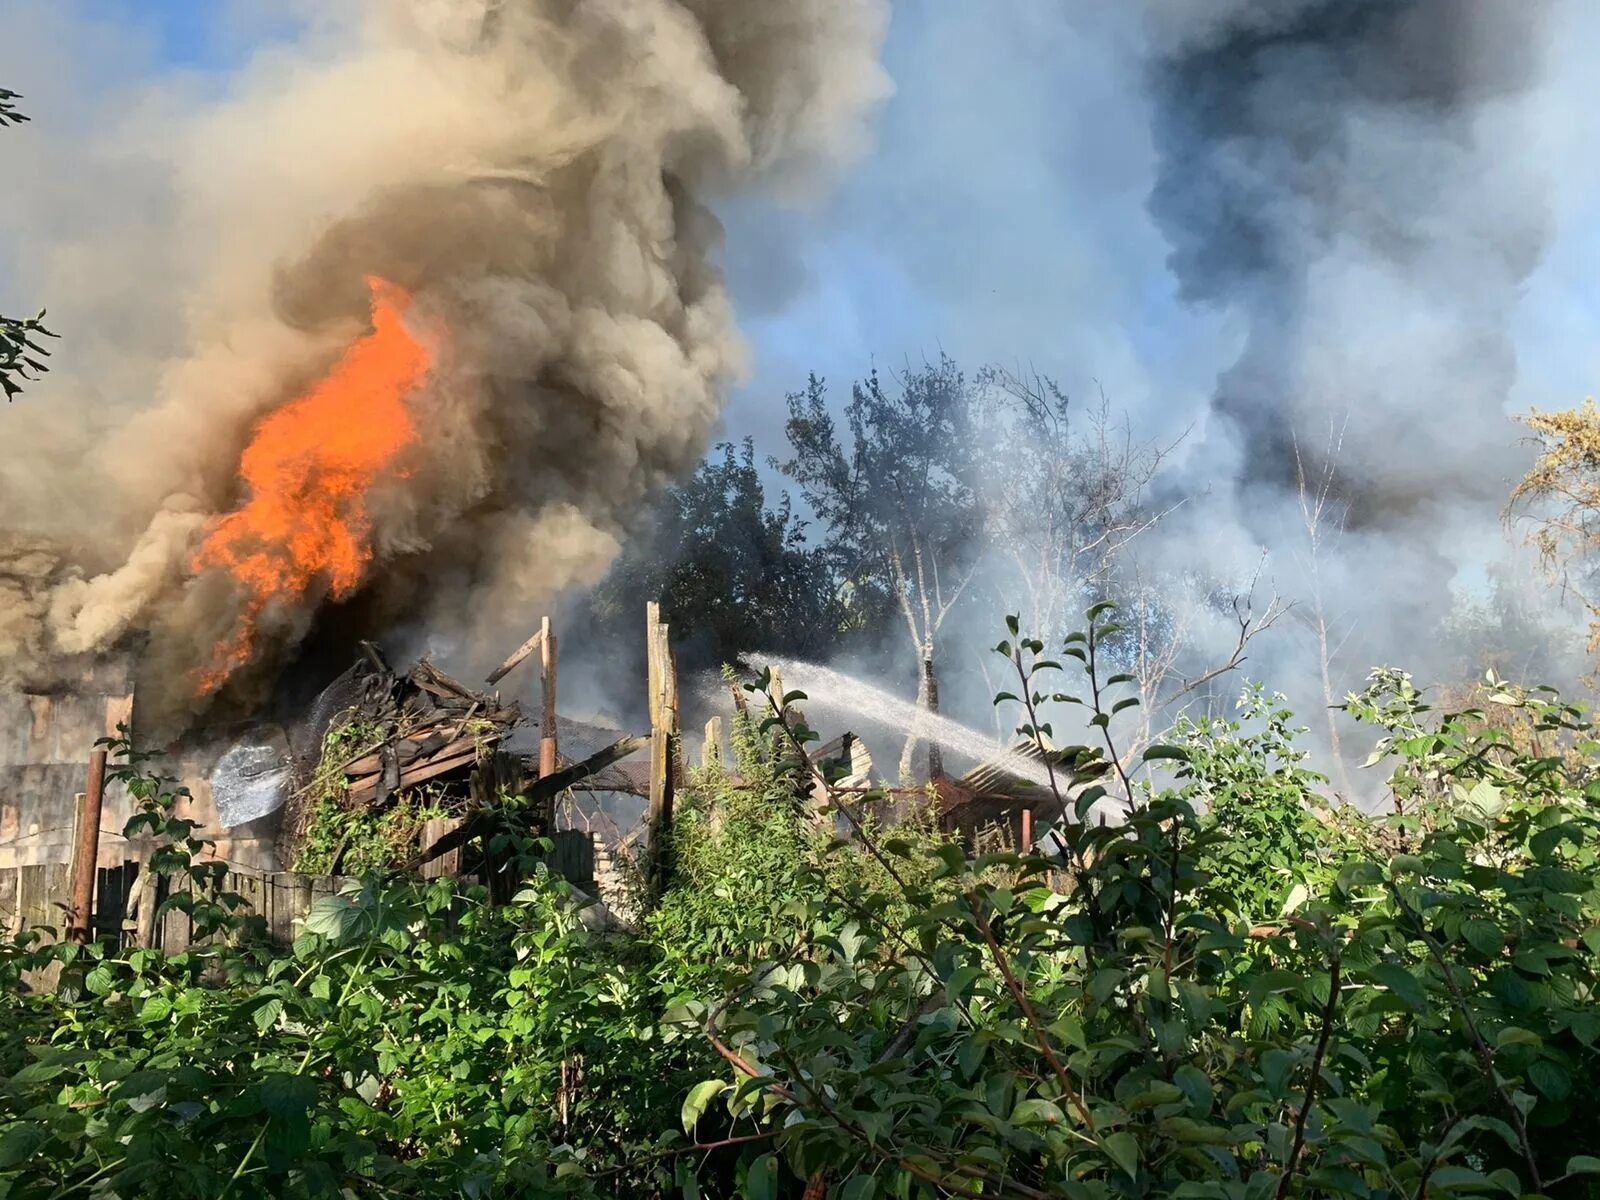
211 727 292 828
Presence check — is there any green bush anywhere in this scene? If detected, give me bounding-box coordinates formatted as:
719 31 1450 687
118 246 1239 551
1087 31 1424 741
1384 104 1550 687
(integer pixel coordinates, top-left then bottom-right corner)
683 613 1600 1198
5 612 1600 1198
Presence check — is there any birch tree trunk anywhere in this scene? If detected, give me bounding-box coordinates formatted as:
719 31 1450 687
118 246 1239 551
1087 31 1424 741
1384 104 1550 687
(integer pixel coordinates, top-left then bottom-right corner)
898 646 943 783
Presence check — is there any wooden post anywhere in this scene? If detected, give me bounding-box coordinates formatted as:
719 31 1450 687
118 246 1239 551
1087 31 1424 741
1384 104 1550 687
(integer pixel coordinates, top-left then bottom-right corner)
68 750 108 943
540 615 559 778
646 603 678 892
702 716 723 770
1020 806 1034 856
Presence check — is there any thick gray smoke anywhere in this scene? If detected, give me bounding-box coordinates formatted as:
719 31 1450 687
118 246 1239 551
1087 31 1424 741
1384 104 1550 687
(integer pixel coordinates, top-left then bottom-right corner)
1139 0 1563 677
0 0 889 733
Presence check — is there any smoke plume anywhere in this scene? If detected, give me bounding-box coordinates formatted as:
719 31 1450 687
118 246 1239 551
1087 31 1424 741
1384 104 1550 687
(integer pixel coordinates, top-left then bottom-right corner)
0 0 889 733
1139 0 1561 674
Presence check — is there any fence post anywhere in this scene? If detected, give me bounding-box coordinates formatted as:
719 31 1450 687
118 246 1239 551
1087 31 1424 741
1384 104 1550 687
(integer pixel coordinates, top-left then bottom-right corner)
540 614 559 778
702 716 723 770
646 602 678 893
67 749 108 944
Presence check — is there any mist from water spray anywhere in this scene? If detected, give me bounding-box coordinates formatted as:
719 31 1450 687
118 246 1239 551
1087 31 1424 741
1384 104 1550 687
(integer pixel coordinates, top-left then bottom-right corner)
758 656 1056 789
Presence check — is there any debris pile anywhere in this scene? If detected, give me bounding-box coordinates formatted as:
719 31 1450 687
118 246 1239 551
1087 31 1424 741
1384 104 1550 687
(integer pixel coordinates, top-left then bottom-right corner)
337 655 523 807
270 643 647 879
279 647 527 874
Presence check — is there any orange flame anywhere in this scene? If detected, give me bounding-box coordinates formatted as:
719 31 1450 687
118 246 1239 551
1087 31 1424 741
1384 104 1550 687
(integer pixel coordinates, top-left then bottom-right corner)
192 276 431 695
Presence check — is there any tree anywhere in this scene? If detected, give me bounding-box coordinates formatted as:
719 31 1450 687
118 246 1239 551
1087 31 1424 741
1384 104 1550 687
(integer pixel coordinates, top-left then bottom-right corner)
976 370 1182 644
781 358 987 780
976 369 1286 753
591 439 841 673
0 88 54 401
1509 399 1600 650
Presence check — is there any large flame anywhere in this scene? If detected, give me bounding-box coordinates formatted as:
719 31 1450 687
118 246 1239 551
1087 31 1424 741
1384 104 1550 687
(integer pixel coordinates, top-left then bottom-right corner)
192 277 431 694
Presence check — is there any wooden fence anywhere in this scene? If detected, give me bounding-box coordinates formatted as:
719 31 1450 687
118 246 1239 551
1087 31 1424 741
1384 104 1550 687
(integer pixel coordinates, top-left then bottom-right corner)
0 829 599 959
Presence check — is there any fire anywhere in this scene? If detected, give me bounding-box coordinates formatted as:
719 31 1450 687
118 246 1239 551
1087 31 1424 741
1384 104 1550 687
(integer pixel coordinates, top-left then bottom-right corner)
192 276 431 695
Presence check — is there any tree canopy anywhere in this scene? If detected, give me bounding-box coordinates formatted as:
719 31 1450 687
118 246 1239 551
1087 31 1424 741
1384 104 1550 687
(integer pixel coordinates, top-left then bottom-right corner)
590 438 842 673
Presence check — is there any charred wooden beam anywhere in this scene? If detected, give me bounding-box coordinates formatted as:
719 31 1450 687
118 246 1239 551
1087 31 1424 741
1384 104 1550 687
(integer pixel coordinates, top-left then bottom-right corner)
486 627 545 687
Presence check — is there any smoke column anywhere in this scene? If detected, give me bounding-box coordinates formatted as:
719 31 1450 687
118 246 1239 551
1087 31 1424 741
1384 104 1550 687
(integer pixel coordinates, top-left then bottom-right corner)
0 0 889 732
1140 0 1557 673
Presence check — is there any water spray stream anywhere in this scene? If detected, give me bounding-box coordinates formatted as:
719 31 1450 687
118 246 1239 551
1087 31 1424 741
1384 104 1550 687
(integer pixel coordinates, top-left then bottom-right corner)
757 657 1057 790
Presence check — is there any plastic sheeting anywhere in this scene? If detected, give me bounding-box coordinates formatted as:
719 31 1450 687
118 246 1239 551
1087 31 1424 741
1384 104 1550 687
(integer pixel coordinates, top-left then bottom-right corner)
211 726 293 828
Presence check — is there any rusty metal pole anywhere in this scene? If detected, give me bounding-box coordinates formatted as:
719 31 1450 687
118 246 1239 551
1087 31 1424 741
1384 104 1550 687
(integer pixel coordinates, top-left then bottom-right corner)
68 749 108 944
539 615 558 778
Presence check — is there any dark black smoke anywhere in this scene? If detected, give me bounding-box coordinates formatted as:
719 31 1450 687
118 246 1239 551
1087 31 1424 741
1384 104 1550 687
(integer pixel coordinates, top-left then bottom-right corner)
1146 0 1553 526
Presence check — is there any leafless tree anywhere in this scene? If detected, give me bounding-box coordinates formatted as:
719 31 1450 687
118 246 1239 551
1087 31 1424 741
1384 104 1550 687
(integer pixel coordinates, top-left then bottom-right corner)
1292 420 1358 799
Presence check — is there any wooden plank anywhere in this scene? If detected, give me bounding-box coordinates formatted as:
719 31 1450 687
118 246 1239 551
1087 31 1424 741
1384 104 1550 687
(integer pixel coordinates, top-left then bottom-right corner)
161 874 192 955
18 864 47 935
234 871 264 939
92 862 132 944
419 817 463 879
25 696 52 765
0 866 15 932
347 744 481 801
292 874 317 930
548 829 595 884
486 628 545 687
133 862 158 950
103 694 135 741
263 873 286 944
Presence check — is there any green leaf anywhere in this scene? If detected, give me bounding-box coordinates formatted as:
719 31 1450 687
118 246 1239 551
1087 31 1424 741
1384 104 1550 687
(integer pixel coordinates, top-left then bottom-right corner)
839 1177 877 1200
0 1124 48 1169
1528 1059 1572 1101
1012 1098 1066 1127
1100 1130 1139 1179
1493 1027 1541 1050
1368 963 1427 1012
1142 744 1189 763
84 965 115 996
745 1153 779 1200
681 1079 728 1134
252 997 285 1035
1281 883 1310 916
1174 1064 1214 1114
302 890 371 943
139 995 173 1023
1464 780 1504 819
1428 1166 1496 1192
946 965 985 1001
257 1072 317 1119
1461 919 1504 958
1564 1156 1600 1177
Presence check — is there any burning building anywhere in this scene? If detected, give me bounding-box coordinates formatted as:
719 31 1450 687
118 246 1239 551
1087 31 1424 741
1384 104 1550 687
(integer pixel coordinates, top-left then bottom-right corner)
0 0 890 905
